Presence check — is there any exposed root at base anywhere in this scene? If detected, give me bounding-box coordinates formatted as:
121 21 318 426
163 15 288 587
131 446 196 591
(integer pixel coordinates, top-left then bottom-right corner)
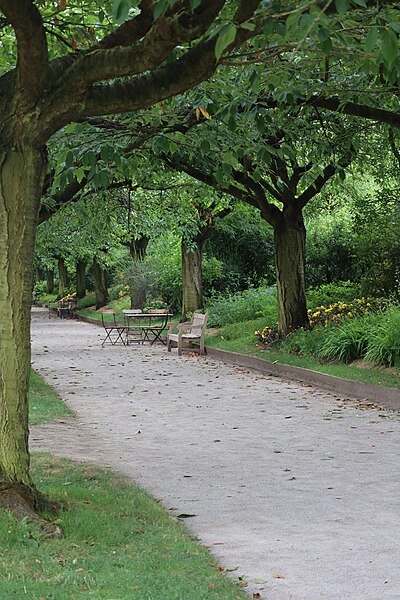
0 482 63 539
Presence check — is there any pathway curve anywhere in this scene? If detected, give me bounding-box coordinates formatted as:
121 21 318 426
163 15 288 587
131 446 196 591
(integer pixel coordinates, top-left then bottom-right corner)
30 308 400 600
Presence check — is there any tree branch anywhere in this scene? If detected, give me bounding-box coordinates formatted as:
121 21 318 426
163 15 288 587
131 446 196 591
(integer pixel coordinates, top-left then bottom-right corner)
36 2 260 141
0 0 48 106
260 94 400 129
388 128 400 167
98 0 155 49
297 152 353 209
45 2 225 106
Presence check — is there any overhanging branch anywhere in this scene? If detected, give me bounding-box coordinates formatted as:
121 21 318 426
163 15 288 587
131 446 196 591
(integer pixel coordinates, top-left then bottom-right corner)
0 0 48 106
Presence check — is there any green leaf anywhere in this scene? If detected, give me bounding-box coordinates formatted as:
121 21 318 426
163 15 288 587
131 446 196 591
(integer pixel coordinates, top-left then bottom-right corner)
189 0 202 11
215 24 237 60
298 14 315 39
335 0 349 15
200 139 210 153
65 150 74 169
100 145 114 162
364 27 378 52
75 167 85 183
381 28 399 68
93 170 110 189
390 22 400 34
82 151 97 169
240 22 256 31
318 27 330 43
320 36 333 53
154 0 169 20
111 0 130 24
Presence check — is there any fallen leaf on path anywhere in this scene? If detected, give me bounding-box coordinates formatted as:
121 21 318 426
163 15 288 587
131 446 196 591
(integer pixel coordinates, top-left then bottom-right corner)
272 573 285 579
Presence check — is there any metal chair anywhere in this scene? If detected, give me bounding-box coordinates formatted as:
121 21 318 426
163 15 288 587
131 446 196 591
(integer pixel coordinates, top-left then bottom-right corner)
101 310 126 346
123 309 143 345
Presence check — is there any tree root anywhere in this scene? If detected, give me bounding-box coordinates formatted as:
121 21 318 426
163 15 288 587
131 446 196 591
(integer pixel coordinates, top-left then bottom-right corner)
0 482 63 538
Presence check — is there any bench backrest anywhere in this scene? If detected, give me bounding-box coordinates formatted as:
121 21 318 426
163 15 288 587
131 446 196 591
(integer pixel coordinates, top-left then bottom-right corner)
190 312 208 333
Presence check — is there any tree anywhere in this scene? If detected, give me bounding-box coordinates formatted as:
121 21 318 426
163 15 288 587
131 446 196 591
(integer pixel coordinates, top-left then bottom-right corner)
0 0 264 517
154 88 358 333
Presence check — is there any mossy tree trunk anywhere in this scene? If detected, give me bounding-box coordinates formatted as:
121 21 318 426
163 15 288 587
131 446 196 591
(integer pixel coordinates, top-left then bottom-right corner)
46 269 54 294
181 238 203 321
274 208 309 336
57 257 67 299
76 260 86 300
0 146 46 499
93 257 108 309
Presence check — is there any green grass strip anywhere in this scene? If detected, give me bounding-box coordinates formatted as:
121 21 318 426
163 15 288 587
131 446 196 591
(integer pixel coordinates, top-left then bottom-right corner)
0 455 247 600
29 370 74 425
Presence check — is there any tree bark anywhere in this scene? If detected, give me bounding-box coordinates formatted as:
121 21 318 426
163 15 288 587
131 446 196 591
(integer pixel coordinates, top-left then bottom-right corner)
57 257 67 299
0 146 45 494
76 260 86 299
92 257 108 309
274 209 309 336
181 238 203 321
45 269 54 294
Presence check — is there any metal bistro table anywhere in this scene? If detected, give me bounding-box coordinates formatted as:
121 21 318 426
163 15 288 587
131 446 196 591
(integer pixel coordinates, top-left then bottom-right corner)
123 310 173 345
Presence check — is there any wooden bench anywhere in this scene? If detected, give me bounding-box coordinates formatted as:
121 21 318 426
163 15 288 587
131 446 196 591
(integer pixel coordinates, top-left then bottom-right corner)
167 312 208 356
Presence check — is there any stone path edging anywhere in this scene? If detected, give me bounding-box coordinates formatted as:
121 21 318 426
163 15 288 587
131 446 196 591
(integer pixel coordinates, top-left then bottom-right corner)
206 348 400 411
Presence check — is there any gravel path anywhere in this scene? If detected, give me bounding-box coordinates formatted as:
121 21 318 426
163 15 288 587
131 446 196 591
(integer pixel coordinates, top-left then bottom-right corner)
30 308 400 600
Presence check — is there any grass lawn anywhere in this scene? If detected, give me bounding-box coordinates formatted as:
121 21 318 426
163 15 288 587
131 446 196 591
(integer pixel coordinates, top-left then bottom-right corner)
29 370 74 425
205 319 400 389
1 455 247 599
20 366 247 599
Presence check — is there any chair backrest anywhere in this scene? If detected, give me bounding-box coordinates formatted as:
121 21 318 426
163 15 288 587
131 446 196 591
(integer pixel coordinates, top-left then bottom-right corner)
147 309 169 314
101 310 117 327
123 309 142 314
190 312 208 333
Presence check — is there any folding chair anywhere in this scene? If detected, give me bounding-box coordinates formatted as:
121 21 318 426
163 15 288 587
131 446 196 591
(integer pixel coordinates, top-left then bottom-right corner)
101 310 126 346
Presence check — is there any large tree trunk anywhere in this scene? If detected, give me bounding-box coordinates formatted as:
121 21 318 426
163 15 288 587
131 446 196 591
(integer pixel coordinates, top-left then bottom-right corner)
93 257 108 309
76 260 86 299
46 269 54 294
128 236 149 310
182 238 203 321
57 257 67 299
274 209 309 336
0 146 45 499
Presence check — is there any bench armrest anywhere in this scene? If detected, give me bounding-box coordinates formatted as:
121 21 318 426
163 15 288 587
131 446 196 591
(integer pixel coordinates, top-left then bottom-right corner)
177 322 194 331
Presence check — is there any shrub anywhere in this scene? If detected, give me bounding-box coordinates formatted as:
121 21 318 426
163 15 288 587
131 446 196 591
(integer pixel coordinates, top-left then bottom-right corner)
365 308 400 367
206 286 277 327
308 297 385 328
279 326 329 357
37 293 57 306
317 317 376 362
77 293 96 309
306 281 361 310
